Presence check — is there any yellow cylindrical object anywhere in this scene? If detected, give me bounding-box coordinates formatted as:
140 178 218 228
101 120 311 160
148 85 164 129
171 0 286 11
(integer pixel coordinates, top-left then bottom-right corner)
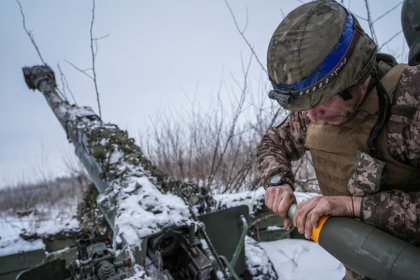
287 204 329 243
287 203 420 279
311 215 329 243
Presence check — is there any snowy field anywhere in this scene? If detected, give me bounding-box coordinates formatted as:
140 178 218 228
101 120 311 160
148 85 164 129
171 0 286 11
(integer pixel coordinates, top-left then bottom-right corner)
0 189 345 280
260 239 345 280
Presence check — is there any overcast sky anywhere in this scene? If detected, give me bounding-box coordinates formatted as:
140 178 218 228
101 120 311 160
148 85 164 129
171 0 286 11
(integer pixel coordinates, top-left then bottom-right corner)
0 0 407 188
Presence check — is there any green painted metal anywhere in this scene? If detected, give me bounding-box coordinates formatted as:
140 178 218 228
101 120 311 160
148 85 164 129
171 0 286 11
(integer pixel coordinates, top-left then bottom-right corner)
16 259 70 280
256 229 290 242
250 211 284 230
197 225 229 280
172 182 229 280
230 215 248 269
14 247 80 280
320 217 420 280
250 207 308 242
219 256 240 280
288 203 420 280
289 228 308 240
43 239 77 253
43 246 79 269
198 205 249 276
0 249 45 280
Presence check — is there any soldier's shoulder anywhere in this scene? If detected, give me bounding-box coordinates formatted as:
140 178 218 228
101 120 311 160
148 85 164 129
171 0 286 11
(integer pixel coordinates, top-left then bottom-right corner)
292 111 310 125
394 65 420 107
286 111 309 123
272 111 309 128
387 65 420 165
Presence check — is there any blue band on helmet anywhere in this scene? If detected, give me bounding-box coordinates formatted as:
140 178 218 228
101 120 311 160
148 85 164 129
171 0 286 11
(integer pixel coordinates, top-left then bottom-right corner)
271 10 355 92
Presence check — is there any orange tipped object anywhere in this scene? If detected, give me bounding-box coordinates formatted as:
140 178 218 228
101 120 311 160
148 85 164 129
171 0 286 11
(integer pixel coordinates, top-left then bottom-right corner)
310 215 329 243
286 203 420 279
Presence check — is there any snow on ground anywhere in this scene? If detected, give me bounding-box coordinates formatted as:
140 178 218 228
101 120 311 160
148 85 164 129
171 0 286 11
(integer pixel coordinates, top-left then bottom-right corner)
0 206 79 257
0 213 79 240
0 189 345 280
245 236 278 279
216 188 344 280
294 192 322 204
215 187 321 213
260 239 345 280
0 217 78 258
214 187 267 212
0 237 45 257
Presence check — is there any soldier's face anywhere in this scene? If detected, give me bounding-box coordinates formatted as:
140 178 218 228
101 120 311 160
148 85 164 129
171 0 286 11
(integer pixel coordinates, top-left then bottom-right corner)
307 76 371 125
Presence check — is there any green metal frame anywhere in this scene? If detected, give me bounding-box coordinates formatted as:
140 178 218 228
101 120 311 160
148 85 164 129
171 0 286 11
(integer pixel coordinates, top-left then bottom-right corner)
230 215 248 270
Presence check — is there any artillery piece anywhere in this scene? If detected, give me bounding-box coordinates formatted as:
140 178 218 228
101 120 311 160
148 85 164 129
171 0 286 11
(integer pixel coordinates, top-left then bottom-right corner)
15 65 280 280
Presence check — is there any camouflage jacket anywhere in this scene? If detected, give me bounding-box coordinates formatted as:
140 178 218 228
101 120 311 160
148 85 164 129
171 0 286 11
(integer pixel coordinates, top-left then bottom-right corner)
257 65 420 242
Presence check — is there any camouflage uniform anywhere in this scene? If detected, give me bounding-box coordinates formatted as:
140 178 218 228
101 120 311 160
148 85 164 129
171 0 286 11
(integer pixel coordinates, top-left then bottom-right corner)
263 0 420 278
257 64 420 243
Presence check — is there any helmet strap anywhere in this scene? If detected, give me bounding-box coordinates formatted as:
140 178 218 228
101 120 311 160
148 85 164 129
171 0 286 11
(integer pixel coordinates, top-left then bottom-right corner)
367 66 391 160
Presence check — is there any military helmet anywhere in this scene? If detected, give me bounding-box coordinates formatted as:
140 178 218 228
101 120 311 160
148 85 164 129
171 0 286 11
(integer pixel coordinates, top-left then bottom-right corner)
402 0 420 66
267 0 377 111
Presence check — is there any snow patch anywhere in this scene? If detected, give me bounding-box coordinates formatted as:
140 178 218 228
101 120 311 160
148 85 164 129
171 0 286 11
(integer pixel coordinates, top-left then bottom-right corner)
214 187 320 214
244 236 278 279
110 177 192 245
295 192 322 204
259 239 345 280
214 187 266 213
0 213 79 240
267 226 284 231
0 237 45 257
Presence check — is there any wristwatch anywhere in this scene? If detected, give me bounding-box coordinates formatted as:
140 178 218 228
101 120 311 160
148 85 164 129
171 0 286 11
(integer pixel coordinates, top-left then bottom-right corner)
265 173 293 189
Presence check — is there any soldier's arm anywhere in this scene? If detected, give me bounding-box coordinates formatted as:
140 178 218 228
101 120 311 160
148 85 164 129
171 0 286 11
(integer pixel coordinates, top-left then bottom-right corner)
257 111 309 190
362 191 420 241
362 65 420 241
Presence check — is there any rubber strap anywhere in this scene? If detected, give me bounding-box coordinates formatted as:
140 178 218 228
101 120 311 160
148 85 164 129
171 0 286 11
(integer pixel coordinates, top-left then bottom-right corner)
367 68 391 159
367 64 407 159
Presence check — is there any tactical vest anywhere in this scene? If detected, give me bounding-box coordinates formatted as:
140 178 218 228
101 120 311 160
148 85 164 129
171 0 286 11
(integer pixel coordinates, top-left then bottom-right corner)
305 64 420 196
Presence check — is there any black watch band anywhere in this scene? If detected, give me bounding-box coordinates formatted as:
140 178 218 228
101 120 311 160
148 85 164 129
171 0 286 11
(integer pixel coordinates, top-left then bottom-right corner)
264 174 293 189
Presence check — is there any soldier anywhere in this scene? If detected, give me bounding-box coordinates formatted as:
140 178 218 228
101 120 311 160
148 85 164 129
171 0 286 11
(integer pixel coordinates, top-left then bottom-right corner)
257 0 420 279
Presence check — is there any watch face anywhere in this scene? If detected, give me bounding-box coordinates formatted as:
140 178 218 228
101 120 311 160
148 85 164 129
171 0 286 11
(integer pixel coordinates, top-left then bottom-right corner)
270 175 282 185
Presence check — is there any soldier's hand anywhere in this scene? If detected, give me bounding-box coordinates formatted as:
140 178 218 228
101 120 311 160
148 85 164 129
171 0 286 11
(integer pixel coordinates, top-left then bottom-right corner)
265 184 296 230
293 196 362 239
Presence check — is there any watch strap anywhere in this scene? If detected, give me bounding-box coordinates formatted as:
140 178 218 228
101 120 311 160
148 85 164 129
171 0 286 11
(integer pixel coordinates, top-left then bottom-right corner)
264 174 294 190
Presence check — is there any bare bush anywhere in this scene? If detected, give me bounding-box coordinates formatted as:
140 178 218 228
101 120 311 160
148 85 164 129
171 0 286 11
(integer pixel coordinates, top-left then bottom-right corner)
0 174 89 214
292 154 319 193
139 105 318 194
138 58 318 194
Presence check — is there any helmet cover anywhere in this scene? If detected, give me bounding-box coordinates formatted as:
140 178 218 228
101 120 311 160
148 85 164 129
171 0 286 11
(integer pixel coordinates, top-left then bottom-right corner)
267 0 377 111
